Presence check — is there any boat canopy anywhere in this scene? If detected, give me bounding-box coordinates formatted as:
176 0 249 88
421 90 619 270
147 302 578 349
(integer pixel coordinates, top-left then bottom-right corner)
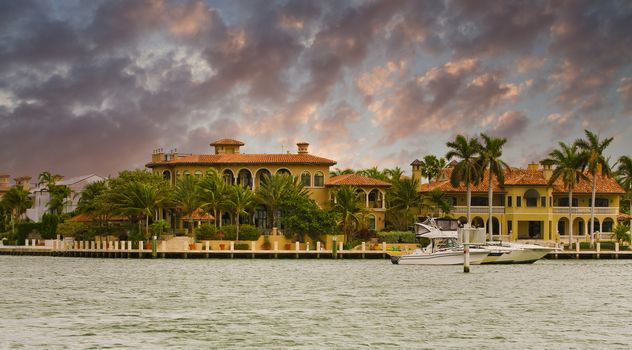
414 223 458 239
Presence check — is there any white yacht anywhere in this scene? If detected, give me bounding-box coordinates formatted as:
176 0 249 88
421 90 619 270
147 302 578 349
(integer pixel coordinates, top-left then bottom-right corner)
413 217 555 264
390 219 490 265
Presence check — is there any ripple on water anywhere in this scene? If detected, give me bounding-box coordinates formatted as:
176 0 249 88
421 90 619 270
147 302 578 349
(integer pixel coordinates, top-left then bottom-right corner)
1 257 632 349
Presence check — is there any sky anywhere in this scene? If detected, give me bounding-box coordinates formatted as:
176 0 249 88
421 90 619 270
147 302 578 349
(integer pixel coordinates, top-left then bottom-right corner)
1 0 631 180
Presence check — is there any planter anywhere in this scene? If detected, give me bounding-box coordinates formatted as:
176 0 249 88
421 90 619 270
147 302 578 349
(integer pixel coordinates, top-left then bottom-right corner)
284 243 292 250
219 244 225 250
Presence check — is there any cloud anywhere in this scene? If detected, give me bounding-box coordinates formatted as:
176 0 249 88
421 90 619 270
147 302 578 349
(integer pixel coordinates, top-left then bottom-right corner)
482 111 529 138
619 77 632 115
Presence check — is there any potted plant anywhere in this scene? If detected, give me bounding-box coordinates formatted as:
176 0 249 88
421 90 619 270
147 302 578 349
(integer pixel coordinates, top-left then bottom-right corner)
218 232 225 250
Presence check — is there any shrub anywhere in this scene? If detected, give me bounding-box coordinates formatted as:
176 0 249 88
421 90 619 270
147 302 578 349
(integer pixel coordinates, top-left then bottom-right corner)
16 223 42 244
56 222 89 238
234 243 250 250
40 214 60 239
377 231 418 244
237 225 261 241
218 225 237 240
196 224 217 240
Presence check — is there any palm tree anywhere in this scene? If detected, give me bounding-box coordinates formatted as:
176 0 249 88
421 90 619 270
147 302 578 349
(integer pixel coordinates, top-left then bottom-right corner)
198 169 230 229
445 135 482 225
173 175 202 240
419 155 447 182
110 181 172 239
357 166 389 181
0 186 33 235
576 130 614 247
616 155 632 232
227 184 255 241
37 171 62 189
47 184 72 215
255 173 305 230
330 168 355 177
330 185 366 242
388 177 422 226
385 167 405 183
541 142 587 246
426 188 453 217
477 133 510 241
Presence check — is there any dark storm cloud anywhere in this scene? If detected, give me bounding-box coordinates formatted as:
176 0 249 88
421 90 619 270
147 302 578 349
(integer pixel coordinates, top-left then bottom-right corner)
1 0 631 178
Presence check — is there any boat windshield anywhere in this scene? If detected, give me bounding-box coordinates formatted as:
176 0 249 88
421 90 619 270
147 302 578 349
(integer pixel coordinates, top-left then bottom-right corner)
433 238 459 250
434 219 459 231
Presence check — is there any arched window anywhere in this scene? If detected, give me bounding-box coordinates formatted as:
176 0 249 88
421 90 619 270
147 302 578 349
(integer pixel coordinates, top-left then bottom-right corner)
183 170 191 177
176 170 181 178
524 189 539 207
276 168 292 177
194 171 203 177
223 169 234 184
163 171 171 182
301 171 311 187
368 189 383 208
237 169 253 189
314 172 324 187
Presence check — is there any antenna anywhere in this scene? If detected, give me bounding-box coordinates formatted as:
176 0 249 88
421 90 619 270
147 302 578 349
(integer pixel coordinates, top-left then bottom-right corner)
281 144 284 153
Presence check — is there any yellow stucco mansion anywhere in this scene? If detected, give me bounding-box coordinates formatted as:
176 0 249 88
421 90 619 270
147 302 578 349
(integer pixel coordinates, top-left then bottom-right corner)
414 161 625 241
146 139 390 232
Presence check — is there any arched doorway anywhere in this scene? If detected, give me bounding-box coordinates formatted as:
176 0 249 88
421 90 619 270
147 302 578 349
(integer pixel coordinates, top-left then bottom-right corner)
557 217 569 236
602 218 614 232
237 169 253 189
255 168 271 188
356 189 367 207
485 217 500 235
472 217 484 228
368 189 383 209
573 217 585 236
163 170 172 183
592 218 601 232
223 169 235 184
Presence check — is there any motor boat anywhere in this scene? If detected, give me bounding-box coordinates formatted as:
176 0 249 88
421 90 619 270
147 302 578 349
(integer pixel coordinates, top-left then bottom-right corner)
390 219 490 265
411 217 555 264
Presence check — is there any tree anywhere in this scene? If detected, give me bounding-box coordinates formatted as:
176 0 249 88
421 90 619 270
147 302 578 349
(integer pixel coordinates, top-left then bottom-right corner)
0 186 33 235
37 171 62 188
109 179 172 239
173 175 202 240
387 177 422 229
426 188 453 217
477 133 510 241
330 185 366 242
385 167 405 183
280 194 338 241
198 169 230 228
47 184 72 215
576 130 614 247
226 184 255 241
541 142 587 246
446 135 482 225
356 166 389 181
330 168 355 177
613 223 631 245
616 155 632 231
419 155 447 182
256 173 307 231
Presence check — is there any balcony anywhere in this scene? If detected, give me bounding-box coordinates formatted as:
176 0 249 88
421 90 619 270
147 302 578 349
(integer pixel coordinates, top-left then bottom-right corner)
552 207 619 215
453 206 505 214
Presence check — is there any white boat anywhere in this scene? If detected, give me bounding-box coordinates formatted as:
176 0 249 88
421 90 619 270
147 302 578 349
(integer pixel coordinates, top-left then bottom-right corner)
478 242 556 264
390 220 490 265
399 217 555 265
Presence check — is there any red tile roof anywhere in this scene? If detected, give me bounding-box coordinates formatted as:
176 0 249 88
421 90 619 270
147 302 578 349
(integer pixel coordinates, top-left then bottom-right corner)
70 213 127 222
181 209 214 221
420 168 625 194
147 153 337 167
210 139 245 146
327 174 392 188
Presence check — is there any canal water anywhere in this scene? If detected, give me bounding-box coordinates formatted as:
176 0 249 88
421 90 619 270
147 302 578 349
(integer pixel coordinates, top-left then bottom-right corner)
1 256 631 349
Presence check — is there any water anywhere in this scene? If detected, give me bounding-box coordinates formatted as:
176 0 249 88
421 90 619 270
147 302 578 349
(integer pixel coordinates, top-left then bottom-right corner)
1 257 631 349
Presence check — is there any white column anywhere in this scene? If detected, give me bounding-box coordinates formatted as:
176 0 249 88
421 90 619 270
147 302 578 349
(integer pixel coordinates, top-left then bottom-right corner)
339 242 344 252
230 241 235 251
251 241 256 251
139 241 143 251
114 241 119 250
205 241 209 251
317 241 321 251
295 241 300 251
361 242 366 251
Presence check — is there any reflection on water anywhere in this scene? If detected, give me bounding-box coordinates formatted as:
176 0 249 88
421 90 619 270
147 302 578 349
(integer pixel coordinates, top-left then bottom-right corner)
1 257 631 349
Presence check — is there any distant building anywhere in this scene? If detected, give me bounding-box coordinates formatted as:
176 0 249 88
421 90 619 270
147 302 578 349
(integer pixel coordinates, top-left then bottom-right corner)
414 161 624 240
26 174 104 222
147 139 390 232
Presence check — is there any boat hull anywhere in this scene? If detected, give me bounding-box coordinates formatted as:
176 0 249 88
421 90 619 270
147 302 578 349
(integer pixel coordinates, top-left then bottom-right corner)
480 243 554 264
392 249 489 265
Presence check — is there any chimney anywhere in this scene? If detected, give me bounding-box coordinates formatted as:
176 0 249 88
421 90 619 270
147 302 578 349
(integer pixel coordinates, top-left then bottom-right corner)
14 176 31 191
542 163 552 181
152 148 165 162
297 142 309 154
527 162 539 171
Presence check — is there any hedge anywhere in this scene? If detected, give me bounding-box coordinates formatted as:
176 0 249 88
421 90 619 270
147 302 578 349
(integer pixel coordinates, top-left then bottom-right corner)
217 224 261 241
196 224 217 240
377 231 417 244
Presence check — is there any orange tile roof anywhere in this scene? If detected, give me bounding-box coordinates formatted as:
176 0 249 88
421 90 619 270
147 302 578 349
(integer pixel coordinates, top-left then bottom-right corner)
210 139 244 146
181 209 214 221
70 213 127 222
420 168 625 194
147 153 336 167
327 174 392 188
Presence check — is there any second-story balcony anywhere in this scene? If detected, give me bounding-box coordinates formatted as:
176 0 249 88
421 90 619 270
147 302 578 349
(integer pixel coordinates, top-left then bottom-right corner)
552 207 619 215
453 206 505 214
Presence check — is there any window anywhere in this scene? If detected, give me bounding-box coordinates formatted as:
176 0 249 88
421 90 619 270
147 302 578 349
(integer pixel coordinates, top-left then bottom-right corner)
471 197 488 206
507 196 512 207
300 172 311 187
592 198 609 207
541 197 546 207
451 197 457 206
508 221 513 234
516 197 522 207
524 189 539 207
558 197 578 207
183 171 191 177
194 171 203 177
367 215 376 231
314 172 324 187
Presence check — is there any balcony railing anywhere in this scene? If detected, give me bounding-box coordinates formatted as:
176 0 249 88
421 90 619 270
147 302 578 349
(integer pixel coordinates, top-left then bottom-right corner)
453 206 505 214
552 207 619 215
